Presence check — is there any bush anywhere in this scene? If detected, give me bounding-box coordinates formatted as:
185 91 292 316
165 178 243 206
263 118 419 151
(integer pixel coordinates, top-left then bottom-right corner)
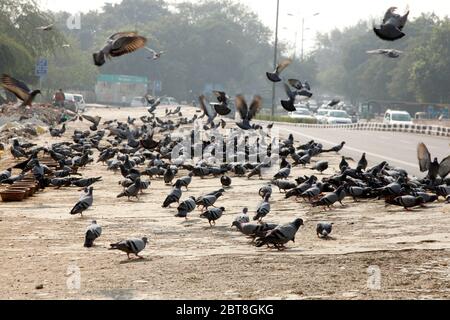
255 114 318 124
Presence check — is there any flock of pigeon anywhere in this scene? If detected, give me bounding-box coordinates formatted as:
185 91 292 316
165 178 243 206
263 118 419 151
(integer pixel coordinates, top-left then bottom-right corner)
0 6 449 260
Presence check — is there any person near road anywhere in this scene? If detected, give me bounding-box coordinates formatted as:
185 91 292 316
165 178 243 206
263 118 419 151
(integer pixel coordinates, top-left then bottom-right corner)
55 89 65 108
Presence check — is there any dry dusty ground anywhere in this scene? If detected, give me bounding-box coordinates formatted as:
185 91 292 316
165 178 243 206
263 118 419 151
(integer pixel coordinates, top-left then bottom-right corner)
0 106 449 300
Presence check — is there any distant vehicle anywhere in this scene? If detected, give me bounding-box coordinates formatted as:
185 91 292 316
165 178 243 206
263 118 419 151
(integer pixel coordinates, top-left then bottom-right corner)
315 109 330 124
160 97 178 105
52 93 80 112
383 110 413 125
73 94 86 112
289 108 317 121
130 96 147 107
326 110 352 124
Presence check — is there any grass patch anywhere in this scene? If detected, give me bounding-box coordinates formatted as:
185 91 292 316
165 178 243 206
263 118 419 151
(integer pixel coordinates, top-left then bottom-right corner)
255 114 318 124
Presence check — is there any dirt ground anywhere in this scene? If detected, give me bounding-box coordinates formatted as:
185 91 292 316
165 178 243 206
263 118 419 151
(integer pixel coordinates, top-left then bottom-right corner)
0 106 449 300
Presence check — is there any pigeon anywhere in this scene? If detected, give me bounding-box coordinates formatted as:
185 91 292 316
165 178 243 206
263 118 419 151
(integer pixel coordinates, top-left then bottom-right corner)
49 124 66 137
273 165 291 180
322 142 345 153
36 24 54 31
84 220 102 248
259 184 273 199
446 196 450 204
176 197 197 219
387 196 425 210
266 58 292 82
162 181 183 208
235 95 262 130
255 218 304 250
373 7 409 41
253 194 271 222
280 83 297 112
328 99 340 107
93 31 147 66
281 80 313 111
311 161 329 174
71 187 94 216
232 221 278 240
357 153 368 171
196 191 223 211
221 175 232 188
72 177 102 188
311 186 346 210
233 208 250 225
367 49 403 58
417 143 450 180
339 156 349 171
0 168 12 182
1 74 41 107
109 237 149 259
117 178 141 200
198 95 217 125
200 207 226 227
144 47 164 60
175 173 194 190
212 91 232 116
82 115 102 131
316 223 333 238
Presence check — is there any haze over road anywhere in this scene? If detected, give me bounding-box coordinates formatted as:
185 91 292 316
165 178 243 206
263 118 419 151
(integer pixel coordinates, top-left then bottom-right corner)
275 123 450 177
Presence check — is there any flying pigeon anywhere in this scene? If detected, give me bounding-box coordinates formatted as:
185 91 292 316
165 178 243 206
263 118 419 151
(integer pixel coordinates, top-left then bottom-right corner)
212 91 232 116
417 143 450 180
367 49 403 58
235 95 262 130
266 58 292 82
1 74 41 107
93 31 147 66
144 47 165 60
109 237 149 259
199 95 217 124
36 24 54 31
373 7 409 41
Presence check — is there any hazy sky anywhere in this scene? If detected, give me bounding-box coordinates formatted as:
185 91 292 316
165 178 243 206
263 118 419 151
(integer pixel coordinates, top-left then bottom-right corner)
39 0 450 53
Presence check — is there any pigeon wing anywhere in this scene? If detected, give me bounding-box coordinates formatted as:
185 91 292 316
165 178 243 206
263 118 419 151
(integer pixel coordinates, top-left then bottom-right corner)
248 95 262 120
417 143 431 172
235 95 249 120
288 79 303 90
110 36 147 57
1 74 31 101
438 156 450 178
276 58 293 74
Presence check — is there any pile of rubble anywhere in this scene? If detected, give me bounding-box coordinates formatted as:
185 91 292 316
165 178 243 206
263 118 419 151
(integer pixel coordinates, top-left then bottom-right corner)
0 103 64 141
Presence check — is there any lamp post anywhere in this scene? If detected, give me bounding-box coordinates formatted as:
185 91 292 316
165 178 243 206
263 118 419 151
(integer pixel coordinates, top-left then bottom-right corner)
301 12 320 62
271 0 280 118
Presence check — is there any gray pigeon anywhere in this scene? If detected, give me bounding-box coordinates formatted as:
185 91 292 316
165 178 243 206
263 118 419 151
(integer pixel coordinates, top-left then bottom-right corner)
373 7 409 41
316 223 333 238
117 178 141 200
71 187 94 216
176 197 196 219
233 208 250 225
84 220 102 248
109 237 149 259
255 218 304 250
200 207 226 227
93 32 147 66
253 194 271 222
162 181 183 208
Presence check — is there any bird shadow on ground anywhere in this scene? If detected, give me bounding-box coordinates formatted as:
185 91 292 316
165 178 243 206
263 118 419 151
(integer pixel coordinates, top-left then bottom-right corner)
119 257 151 265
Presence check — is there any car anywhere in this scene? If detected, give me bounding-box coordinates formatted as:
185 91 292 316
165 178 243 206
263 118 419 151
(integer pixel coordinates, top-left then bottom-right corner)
325 110 352 124
289 108 317 121
160 97 178 105
130 97 147 107
383 110 413 125
73 94 86 112
315 109 330 124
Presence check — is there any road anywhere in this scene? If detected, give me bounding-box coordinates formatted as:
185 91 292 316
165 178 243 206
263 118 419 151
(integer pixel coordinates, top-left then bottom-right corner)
275 124 450 177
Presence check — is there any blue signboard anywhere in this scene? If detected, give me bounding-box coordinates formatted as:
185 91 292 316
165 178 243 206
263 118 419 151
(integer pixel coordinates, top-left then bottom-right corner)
35 58 48 77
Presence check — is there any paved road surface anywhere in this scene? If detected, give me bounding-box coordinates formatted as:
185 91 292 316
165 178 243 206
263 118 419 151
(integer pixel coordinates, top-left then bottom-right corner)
275 124 450 177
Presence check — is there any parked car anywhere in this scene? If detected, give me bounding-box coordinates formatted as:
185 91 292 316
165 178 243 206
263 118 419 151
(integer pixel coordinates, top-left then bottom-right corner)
289 108 317 121
73 94 86 112
160 97 178 105
52 93 78 112
326 110 352 124
383 110 413 125
315 109 330 124
130 96 147 107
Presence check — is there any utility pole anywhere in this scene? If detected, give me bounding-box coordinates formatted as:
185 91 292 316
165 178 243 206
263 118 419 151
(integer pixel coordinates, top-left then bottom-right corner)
301 18 305 62
271 0 280 118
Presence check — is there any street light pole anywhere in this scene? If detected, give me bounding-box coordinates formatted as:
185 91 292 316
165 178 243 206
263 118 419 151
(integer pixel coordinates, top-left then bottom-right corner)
271 0 280 118
301 17 305 62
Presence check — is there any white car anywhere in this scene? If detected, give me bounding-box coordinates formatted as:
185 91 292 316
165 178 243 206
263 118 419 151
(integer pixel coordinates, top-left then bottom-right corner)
326 110 352 124
160 97 178 105
289 108 316 121
315 109 329 124
130 97 147 107
383 110 413 125
73 94 86 112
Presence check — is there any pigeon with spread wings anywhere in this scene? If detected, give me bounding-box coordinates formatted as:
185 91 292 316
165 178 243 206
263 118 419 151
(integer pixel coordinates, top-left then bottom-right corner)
212 91 232 116
266 59 292 83
417 143 450 181
198 95 217 124
93 31 147 66
373 7 409 41
1 74 41 107
367 49 403 58
235 95 262 130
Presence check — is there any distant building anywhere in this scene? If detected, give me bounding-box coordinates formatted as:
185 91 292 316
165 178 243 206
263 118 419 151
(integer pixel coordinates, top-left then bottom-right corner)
95 74 148 105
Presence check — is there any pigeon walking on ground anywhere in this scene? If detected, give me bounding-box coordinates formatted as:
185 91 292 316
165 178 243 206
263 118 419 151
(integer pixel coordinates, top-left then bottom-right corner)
109 237 149 259
200 207 226 227
255 218 304 251
316 223 333 238
84 221 102 248
71 187 94 216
